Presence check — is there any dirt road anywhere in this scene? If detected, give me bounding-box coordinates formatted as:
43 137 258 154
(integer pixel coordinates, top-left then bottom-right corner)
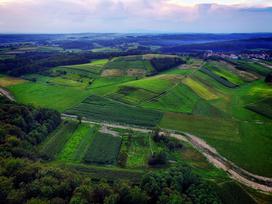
0 88 15 101
62 114 272 193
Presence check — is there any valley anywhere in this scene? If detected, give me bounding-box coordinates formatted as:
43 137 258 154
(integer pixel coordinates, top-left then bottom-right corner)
1 33 272 204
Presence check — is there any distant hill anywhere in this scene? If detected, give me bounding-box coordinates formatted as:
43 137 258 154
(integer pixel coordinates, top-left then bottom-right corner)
161 37 272 53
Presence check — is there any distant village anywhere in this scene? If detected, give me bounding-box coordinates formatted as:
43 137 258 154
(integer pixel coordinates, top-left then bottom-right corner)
204 50 272 61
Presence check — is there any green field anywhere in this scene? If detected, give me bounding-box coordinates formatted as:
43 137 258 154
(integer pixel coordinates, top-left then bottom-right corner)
57 124 97 162
183 77 219 100
123 74 178 93
105 55 152 70
120 131 162 168
204 61 244 85
246 98 272 119
6 55 272 180
90 76 134 89
104 74 179 105
39 121 78 159
59 59 108 74
83 132 122 165
236 60 271 76
8 76 91 112
142 84 200 113
160 112 272 177
66 95 163 127
217 181 257 204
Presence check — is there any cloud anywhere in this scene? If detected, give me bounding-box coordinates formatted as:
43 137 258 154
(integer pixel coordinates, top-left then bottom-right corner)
0 0 271 33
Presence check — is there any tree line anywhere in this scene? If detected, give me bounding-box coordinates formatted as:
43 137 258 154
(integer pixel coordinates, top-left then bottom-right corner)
0 158 222 204
0 96 61 159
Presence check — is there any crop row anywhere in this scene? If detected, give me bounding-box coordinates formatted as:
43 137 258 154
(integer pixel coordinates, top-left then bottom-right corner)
200 67 238 88
66 95 163 127
83 133 122 165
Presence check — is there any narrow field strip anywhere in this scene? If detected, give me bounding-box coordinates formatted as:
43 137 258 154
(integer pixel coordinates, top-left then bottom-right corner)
183 77 218 100
71 125 98 162
57 124 95 162
39 121 78 159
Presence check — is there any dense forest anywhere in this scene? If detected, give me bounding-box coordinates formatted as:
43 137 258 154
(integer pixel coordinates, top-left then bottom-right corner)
0 96 61 159
0 159 221 204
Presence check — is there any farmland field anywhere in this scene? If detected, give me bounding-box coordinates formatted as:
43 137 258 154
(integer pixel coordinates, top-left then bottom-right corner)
182 77 219 100
58 59 108 74
246 98 272 118
8 77 92 111
123 74 178 93
200 67 238 88
66 95 163 127
160 112 272 177
204 61 244 85
83 132 122 165
0 75 26 87
236 60 271 76
57 124 97 162
105 55 152 70
142 84 200 113
217 181 257 204
120 131 162 168
39 121 78 159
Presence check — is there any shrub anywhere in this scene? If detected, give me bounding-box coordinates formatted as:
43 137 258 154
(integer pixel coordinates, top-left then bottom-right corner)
148 152 168 166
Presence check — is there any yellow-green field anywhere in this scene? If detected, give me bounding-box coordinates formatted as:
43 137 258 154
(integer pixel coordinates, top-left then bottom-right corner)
182 77 218 100
0 75 26 87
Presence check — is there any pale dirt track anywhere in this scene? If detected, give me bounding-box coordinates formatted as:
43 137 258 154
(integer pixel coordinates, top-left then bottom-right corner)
0 88 15 101
62 114 272 193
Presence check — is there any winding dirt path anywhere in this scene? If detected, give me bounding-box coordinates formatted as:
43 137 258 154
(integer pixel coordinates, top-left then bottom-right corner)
61 114 272 193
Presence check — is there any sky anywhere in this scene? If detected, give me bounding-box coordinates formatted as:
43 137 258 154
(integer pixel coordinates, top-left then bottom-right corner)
0 0 272 33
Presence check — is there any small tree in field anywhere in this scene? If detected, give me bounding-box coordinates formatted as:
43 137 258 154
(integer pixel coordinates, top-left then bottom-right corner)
77 115 82 124
265 73 272 83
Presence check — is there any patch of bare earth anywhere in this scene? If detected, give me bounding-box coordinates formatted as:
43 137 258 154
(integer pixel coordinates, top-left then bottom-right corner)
126 68 145 77
101 69 124 77
99 125 120 137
